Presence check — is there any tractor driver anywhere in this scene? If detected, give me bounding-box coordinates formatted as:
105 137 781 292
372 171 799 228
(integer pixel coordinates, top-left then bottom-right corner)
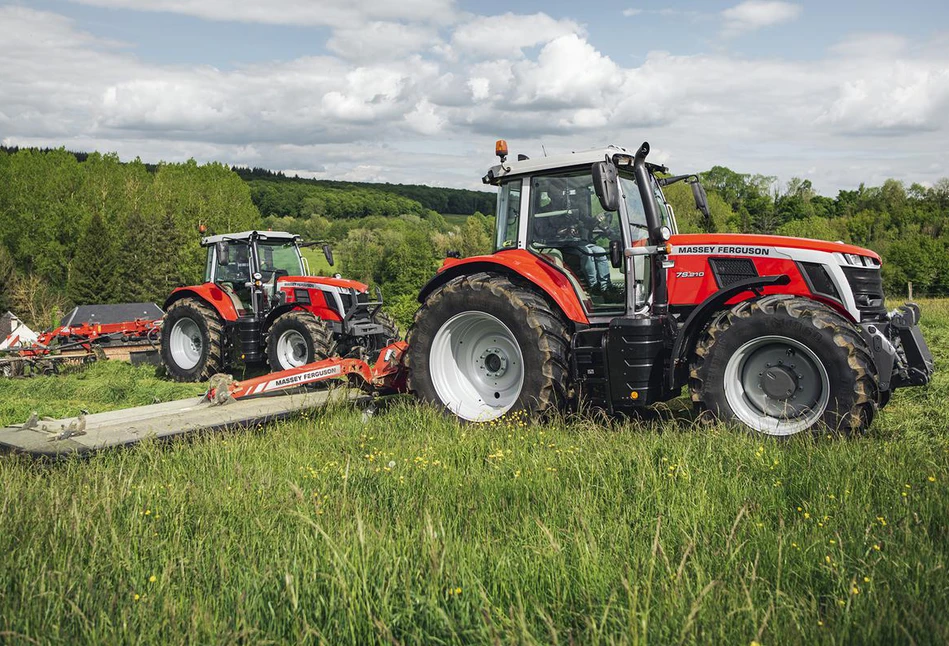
533 190 612 293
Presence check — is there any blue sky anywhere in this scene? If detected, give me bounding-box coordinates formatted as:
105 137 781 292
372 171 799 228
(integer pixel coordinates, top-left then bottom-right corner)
2 0 948 193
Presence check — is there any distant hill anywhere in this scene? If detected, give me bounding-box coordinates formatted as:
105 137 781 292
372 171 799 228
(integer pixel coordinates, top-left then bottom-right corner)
0 147 495 217
231 166 495 216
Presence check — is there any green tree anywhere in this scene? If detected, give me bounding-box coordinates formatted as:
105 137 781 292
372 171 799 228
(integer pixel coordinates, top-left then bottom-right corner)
0 244 15 313
66 212 118 305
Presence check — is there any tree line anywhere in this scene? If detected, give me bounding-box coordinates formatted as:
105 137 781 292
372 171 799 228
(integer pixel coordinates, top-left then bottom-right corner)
233 166 496 217
0 149 259 327
664 166 949 295
2 146 948 332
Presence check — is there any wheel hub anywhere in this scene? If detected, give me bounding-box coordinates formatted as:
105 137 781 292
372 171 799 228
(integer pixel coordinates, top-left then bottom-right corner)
760 365 798 400
169 317 203 371
480 347 508 378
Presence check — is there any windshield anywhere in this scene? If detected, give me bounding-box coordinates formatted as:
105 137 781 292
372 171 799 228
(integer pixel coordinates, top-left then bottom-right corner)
618 175 649 244
618 174 651 309
256 241 303 278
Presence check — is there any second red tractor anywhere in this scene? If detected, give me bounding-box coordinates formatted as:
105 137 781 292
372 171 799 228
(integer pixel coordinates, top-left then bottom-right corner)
160 230 397 381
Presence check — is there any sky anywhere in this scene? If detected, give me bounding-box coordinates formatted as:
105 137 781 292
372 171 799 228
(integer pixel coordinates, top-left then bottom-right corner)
1 0 948 195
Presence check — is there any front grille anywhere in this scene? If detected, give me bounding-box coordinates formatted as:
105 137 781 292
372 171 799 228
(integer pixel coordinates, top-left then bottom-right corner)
337 292 355 314
842 266 886 318
799 262 840 300
708 257 758 287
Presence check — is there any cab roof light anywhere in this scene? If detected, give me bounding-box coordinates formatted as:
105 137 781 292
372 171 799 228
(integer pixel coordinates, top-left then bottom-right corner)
495 139 508 161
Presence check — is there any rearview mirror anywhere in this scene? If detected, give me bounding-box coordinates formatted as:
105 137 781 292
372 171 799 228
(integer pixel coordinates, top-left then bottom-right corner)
690 180 711 224
322 243 335 267
592 159 620 213
215 241 230 266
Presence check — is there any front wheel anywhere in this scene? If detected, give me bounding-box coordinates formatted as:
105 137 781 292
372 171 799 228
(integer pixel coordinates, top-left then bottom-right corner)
160 298 224 382
690 295 878 436
266 311 336 372
406 272 570 422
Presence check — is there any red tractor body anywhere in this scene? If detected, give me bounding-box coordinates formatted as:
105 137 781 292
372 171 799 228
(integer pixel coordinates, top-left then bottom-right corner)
406 142 933 436
160 230 396 381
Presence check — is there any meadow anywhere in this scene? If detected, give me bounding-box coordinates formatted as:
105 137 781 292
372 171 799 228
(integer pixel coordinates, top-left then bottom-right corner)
0 301 947 644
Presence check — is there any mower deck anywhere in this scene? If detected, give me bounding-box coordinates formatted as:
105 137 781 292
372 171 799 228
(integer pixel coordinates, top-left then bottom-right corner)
0 388 358 457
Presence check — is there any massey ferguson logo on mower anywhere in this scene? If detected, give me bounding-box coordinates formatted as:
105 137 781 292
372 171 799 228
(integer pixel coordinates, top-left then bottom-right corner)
674 245 772 256
265 366 342 391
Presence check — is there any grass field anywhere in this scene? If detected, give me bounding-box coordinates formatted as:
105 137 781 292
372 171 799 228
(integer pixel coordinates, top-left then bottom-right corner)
1 302 947 644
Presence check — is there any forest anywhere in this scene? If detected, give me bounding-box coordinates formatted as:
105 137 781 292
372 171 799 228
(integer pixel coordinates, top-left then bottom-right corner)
1 146 947 330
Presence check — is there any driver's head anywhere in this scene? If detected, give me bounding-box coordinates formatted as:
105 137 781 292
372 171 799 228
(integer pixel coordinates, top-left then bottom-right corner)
547 190 566 211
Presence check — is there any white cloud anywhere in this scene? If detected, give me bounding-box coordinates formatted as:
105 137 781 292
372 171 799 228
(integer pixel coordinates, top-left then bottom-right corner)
404 99 446 135
3 5 949 194
622 9 643 17
327 22 442 62
450 13 583 59
67 0 458 28
721 1 802 38
509 34 620 109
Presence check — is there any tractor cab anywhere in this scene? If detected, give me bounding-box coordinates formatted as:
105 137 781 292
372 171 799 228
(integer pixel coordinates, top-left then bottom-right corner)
485 142 704 318
202 230 314 317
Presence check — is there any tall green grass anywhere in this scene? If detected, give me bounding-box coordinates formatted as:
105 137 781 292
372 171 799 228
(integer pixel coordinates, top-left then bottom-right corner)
1 301 947 644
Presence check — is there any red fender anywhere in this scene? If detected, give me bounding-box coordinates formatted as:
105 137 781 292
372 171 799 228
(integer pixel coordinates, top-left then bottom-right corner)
163 284 240 321
418 249 589 325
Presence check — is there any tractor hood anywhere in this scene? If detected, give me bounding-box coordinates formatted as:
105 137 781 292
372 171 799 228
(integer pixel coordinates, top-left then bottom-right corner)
670 234 881 262
277 275 370 292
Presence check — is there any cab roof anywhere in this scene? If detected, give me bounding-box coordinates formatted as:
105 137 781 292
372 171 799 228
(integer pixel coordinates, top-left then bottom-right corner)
482 144 668 186
201 230 299 246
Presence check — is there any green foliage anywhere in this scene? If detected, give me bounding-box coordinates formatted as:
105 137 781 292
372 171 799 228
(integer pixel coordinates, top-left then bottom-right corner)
236 166 495 216
1 303 949 643
0 149 261 319
0 243 15 313
663 182 737 233
776 215 845 242
66 212 118 305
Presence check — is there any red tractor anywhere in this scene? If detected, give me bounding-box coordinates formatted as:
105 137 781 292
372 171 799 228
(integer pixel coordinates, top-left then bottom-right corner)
405 141 933 435
160 230 397 381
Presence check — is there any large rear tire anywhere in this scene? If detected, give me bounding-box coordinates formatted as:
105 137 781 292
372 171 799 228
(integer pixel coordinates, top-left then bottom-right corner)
266 311 336 372
160 298 224 382
406 272 570 422
690 295 878 436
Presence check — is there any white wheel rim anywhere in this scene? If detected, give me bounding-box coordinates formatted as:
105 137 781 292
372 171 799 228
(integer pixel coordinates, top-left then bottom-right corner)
276 329 309 368
169 317 203 371
723 334 830 436
429 311 525 422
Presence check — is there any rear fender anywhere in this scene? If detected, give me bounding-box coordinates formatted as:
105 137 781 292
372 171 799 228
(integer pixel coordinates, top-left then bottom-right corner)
163 285 239 321
418 250 589 325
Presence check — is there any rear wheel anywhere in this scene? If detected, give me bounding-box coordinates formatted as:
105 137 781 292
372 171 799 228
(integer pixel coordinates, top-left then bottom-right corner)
160 298 224 382
406 272 570 422
266 311 336 372
690 295 877 436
